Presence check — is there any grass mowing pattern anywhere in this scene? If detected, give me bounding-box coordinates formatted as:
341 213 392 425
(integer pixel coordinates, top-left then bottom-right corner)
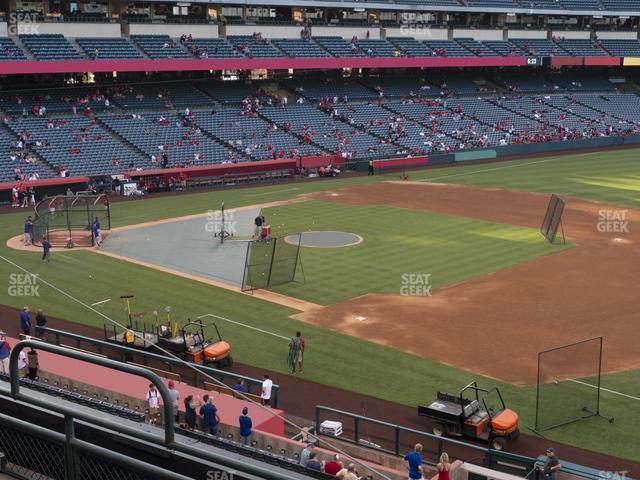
266 200 569 305
0 148 638 461
405 151 640 208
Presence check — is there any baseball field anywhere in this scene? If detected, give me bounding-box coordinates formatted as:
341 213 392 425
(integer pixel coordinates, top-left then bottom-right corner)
1 148 639 463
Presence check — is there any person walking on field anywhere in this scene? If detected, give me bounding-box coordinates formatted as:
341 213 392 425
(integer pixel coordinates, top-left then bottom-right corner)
436 453 451 480
368 159 375 175
23 216 33 246
288 331 305 373
41 237 51 262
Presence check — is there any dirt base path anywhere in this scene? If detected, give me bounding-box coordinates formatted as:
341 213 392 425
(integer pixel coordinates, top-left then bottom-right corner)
296 182 640 384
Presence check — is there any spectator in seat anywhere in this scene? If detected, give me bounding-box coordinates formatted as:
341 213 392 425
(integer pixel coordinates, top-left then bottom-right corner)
306 452 322 471
232 379 248 393
336 463 358 480
299 443 314 467
323 454 343 475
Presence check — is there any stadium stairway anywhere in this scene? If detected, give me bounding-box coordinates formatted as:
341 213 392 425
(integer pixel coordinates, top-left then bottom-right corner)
125 35 151 59
253 108 332 157
9 36 35 60
66 37 90 59
93 115 155 165
177 110 253 161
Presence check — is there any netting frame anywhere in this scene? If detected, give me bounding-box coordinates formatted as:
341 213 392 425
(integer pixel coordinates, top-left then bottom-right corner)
32 194 111 248
241 234 303 292
533 336 612 433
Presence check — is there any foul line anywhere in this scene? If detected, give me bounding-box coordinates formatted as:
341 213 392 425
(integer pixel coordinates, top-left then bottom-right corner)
419 158 558 182
568 379 640 401
416 151 601 183
196 313 289 340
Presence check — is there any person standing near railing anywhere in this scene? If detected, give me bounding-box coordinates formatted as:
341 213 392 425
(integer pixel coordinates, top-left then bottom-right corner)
404 443 424 480
19 306 31 337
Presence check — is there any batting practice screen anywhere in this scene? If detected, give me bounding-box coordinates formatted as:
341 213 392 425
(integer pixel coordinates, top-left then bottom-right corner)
540 194 565 244
534 336 604 432
242 234 301 291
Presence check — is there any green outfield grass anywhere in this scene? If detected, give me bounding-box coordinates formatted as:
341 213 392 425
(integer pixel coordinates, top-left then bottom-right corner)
402 150 640 208
266 200 568 304
0 148 638 461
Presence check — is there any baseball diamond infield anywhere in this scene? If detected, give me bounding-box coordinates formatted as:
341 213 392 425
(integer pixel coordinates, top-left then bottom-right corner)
7 180 639 386
293 181 640 385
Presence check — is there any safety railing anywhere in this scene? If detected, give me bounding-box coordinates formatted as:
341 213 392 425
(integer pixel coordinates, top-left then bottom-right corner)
1 339 305 480
315 405 536 477
36 325 280 408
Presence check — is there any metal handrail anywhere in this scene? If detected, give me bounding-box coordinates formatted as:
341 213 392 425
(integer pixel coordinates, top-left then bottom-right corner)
36 325 281 407
9 339 175 445
315 405 535 467
4 340 299 480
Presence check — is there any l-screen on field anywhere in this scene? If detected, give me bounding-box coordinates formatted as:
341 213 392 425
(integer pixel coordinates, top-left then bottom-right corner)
2 150 640 463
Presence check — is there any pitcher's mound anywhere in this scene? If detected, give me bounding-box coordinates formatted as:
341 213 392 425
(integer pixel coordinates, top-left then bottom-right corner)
284 231 362 248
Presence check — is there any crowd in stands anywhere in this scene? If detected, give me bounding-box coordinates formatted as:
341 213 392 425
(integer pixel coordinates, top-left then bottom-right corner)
2 73 640 182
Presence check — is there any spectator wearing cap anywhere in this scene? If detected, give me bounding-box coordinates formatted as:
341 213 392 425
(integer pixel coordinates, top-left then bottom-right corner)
167 381 180 423
0 332 10 374
20 306 31 337
541 448 561 480
239 406 253 446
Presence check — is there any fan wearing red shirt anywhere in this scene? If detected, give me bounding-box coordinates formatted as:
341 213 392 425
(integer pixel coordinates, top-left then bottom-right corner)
323 455 343 476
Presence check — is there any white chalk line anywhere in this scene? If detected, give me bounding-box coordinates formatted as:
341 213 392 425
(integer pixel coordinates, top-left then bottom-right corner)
197 313 289 340
568 379 640 401
418 151 603 183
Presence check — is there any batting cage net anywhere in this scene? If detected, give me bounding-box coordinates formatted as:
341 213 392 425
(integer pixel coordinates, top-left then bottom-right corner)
242 234 301 291
32 194 111 247
534 337 604 432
